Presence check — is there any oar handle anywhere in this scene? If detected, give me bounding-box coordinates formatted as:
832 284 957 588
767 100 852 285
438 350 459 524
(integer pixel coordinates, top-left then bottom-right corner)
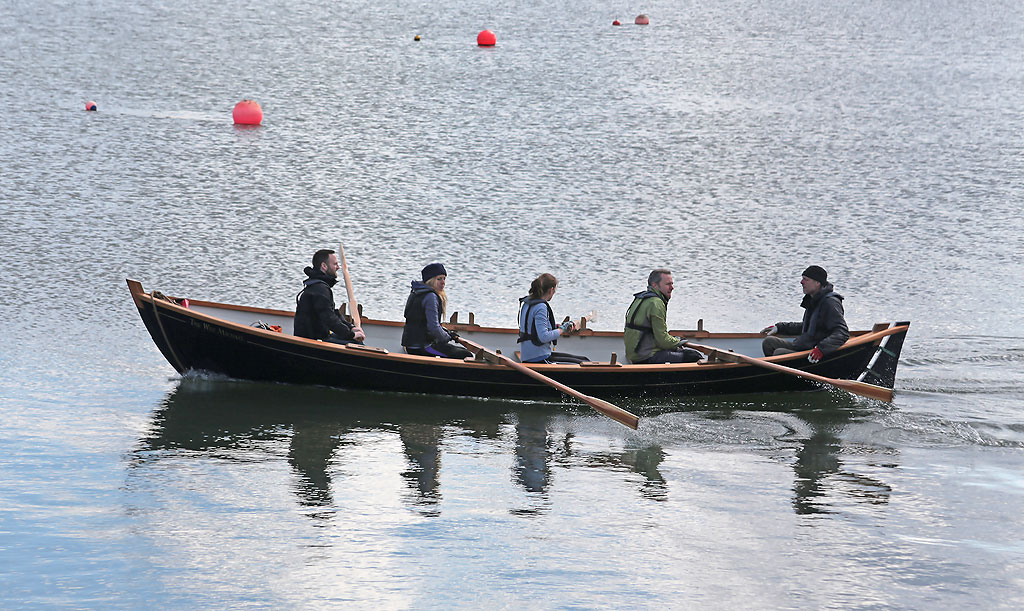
338 241 361 328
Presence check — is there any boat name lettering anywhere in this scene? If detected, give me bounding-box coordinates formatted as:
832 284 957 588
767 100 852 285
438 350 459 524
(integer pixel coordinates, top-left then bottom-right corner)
191 319 245 342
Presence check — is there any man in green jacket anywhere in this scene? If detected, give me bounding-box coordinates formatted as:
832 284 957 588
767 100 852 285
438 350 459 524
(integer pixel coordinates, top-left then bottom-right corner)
624 269 705 364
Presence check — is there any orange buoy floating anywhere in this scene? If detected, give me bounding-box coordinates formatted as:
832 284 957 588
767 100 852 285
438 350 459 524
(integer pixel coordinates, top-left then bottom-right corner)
635 14 650 25
414 34 421 41
612 20 621 26
232 99 263 125
477 29 496 46
85 101 97 111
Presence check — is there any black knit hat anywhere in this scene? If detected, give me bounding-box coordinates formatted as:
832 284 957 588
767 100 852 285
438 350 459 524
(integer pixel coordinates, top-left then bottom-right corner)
802 265 828 284
421 262 447 281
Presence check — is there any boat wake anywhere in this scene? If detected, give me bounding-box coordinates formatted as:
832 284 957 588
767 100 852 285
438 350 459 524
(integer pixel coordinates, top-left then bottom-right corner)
875 410 1024 449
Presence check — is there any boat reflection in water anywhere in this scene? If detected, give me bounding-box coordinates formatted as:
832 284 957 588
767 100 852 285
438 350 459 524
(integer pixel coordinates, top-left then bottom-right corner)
656 392 896 516
398 423 444 514
697 395 896 516
785 406 895 515
133 379 893 519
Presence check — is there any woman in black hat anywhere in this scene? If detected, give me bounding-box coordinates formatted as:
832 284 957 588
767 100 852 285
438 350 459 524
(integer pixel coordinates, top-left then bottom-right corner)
401 262 472 359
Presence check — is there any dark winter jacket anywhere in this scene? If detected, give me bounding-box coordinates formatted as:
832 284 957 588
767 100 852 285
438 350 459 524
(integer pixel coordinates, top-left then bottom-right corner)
294 267 355 341
775 283 849 354
401 281 452 348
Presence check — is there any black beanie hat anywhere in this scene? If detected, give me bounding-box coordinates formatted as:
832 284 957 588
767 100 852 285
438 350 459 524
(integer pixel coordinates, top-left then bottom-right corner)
802 265 828 284
421 262 447 281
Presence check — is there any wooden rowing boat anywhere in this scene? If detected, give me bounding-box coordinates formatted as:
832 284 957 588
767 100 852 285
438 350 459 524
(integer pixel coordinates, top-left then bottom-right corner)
127 279 909 400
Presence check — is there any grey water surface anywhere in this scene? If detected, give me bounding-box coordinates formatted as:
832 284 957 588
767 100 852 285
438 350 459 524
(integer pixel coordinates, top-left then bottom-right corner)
2 0 1023 608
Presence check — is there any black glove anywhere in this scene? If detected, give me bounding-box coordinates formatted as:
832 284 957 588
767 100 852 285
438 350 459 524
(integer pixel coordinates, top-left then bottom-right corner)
448 329 460 341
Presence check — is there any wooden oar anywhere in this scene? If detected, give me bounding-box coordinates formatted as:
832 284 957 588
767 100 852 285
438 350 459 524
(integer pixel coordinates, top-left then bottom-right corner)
682 340 894 402
455 337 639 430
337 241 362 329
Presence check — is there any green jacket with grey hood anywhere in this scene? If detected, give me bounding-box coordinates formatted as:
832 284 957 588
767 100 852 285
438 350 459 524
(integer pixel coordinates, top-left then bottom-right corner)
624 288 684 363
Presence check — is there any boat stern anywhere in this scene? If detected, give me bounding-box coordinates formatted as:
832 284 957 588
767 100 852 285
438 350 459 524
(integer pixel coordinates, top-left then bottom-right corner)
856 321 911 388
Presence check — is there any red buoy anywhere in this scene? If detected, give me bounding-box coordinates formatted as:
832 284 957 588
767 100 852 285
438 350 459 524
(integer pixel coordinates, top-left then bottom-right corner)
612 20 621 26
232 99 263 125
85 101 97 111
635 14 650 25
477 29 496 46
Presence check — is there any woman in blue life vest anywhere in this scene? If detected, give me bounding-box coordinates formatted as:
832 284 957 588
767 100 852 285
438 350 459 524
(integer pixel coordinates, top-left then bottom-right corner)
518 273 590 364
401 262 472 359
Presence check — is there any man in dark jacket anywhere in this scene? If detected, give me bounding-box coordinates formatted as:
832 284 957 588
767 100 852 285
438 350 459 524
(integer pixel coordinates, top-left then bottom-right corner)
761 265 849 362
294 249 365 344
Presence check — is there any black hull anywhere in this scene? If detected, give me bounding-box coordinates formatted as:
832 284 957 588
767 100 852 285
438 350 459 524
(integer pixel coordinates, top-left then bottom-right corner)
130 280 909 400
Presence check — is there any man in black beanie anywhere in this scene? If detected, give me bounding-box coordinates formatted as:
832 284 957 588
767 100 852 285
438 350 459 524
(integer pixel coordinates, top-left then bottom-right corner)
760 265 849 363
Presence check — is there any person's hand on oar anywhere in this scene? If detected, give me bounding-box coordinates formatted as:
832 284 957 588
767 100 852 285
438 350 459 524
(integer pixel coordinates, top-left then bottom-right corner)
336 306 367 341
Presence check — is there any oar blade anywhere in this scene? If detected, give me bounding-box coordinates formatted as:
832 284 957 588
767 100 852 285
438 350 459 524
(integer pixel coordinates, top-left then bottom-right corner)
586 395 639 430
835 379 895 402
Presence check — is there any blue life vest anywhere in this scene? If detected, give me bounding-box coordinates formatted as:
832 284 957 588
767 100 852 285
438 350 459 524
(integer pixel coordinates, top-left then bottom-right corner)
518 297 557 347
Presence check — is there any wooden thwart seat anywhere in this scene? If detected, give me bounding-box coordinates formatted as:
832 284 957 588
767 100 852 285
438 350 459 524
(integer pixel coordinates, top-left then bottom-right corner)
343 343 389 354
